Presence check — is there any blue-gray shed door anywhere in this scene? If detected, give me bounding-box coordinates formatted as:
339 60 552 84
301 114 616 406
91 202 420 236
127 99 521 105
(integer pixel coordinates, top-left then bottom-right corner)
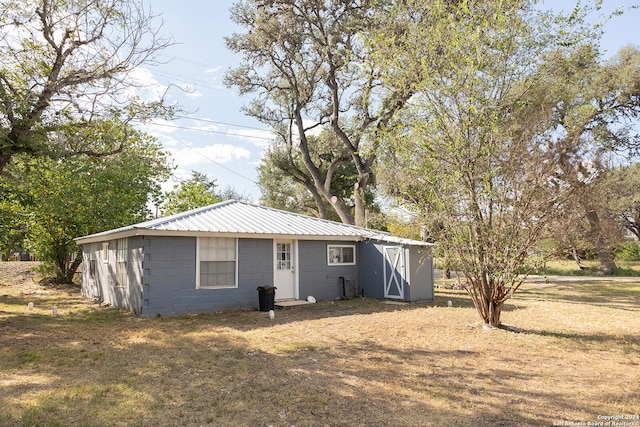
383 246 405 299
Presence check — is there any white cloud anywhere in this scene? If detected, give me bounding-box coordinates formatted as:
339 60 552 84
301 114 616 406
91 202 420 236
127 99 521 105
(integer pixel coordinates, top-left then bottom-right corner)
226 128 275 148
125 67 168 101
185 89 204 99
169 144 251 167
205 66 223 75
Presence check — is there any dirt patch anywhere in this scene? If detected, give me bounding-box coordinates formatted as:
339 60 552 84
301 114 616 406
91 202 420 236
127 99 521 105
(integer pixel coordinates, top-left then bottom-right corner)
0 261 40 290
1 262 639 426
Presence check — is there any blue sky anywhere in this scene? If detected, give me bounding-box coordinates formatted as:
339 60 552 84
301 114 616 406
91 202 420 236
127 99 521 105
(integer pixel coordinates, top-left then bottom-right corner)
137 0 640 202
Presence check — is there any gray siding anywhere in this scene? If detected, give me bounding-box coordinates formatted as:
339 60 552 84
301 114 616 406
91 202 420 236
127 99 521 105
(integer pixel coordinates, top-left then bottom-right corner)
298 240 358 301
81 237 143 313
81 243 100 300
406 246 434 301
80 234 433 316
124 237 144 312
359 241 386 299
140 237 272 316
359 241 434 302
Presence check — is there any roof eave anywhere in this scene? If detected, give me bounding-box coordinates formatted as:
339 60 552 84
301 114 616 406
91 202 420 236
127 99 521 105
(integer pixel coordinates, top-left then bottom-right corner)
74 228 367 245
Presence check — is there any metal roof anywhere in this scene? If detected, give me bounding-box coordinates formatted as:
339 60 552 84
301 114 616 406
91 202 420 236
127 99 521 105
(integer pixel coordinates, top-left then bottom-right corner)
75 200 431 247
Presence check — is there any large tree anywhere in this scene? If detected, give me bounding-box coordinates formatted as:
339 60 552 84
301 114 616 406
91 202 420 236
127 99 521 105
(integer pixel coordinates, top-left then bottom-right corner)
258 129 377 221
2 125 171 283
379 0 594 327
0 0 173 173
384 1 640 326
540 45 640 274
601 163 640 256
225 0 423 226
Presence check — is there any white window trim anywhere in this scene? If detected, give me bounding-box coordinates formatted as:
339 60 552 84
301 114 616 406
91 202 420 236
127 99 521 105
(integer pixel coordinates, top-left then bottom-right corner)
102 242 109 264
327 244 356 266
116 238 128 288
196 237 239 289
88 254 97 281
116 238 128 263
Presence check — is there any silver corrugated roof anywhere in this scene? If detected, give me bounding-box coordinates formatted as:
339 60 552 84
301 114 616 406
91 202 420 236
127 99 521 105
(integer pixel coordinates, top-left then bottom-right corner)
75 200 431 246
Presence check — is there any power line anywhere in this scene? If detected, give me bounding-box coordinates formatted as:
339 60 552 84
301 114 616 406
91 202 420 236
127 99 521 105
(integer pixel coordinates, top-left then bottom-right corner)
156 54 216 69
131 117 266 186
152 70 218 91
174 115 270 132
166 133 261 186
138 120 274 141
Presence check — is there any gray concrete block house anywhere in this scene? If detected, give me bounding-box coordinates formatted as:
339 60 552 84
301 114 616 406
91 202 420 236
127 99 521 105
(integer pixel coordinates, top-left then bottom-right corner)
75 200 434 316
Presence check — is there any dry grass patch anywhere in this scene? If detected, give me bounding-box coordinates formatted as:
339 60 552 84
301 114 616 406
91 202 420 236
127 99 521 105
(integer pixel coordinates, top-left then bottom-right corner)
1 262 639 426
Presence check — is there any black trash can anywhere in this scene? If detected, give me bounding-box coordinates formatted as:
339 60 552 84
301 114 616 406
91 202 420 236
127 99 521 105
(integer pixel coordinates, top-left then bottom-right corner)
257 286 277 311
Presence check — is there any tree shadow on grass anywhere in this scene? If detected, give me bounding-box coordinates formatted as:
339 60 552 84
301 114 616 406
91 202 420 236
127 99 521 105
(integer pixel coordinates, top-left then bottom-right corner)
514 281 640 313
434 290 524 314
2 290 639 426
0 321 612 427
501 325 640 348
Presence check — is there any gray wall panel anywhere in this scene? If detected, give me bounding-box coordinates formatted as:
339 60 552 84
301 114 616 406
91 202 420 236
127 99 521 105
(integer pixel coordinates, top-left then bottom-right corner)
140 237 272 316
298 240 358 301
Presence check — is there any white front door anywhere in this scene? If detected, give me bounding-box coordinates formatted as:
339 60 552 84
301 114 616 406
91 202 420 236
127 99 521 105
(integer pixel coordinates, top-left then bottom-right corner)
274 240 296 300
383 246 405 299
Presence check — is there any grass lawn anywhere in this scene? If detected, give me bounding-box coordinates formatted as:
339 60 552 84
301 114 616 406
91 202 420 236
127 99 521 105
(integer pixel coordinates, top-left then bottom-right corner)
1 262 639 426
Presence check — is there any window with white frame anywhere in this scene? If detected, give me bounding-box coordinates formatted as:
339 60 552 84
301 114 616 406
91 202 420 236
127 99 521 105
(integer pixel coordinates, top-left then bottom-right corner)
102 242 109 263
116 238 127 288
327 245 356 266
89 254 97 280
197 237 237 288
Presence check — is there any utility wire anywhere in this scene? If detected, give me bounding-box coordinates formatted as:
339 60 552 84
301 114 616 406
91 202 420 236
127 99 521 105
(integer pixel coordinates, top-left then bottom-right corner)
156 54 216 69
174 115 270 132
137 120 274 141
152 70 218 91
131 117 266 186
166 133 261 186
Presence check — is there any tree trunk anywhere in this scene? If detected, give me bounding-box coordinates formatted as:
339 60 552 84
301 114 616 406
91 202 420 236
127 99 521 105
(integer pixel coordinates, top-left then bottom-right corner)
328 198 355 225
595 245 618 275
64 254 83 284
467 279 504 328
471 297 504 328
571 246 585 270
353 180 368 227
0 150 12 174
488 300 503 328
300 180 327 219
585 209 618 275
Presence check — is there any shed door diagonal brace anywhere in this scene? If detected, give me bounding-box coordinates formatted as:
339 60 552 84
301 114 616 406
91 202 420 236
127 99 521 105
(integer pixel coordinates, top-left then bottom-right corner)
383 246 405 299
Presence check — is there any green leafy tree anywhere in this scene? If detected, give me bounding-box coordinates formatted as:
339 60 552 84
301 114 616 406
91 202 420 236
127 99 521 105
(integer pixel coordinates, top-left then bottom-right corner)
4 126 171 283
601 163 640 256
258 129 378 222
379 0 595 327
0 0 174 173
225 0 422 226
383 1 640 326
540 45 640 274
0 187 27 260
258 146 327 218
160 171 223 216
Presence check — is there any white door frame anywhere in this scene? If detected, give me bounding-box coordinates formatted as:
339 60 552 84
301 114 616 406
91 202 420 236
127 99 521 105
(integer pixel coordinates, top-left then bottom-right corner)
273 239 298 300
383 246 405 300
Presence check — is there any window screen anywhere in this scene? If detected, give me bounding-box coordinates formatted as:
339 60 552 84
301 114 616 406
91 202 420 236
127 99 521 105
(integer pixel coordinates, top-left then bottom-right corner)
199 237 237 288
327 245 356 265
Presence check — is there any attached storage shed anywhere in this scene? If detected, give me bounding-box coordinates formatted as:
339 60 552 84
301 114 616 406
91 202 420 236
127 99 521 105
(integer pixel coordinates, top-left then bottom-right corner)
75 200 433 316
